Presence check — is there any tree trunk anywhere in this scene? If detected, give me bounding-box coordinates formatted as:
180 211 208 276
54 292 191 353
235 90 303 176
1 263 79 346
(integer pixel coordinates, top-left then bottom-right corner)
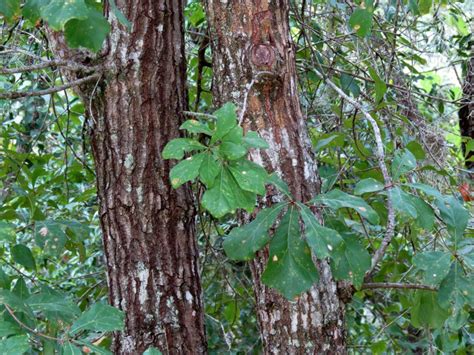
205 1 346 353
48 1 207 353
460 55 474 171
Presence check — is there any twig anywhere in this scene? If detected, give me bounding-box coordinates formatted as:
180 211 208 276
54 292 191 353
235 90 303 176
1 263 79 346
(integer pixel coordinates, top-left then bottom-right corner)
0 60 100 74
361 282 437 291
0 73 102 100
312 68 396 279
182 110 216 120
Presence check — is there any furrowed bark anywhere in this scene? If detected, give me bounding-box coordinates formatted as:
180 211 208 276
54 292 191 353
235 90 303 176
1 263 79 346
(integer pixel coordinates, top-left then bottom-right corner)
48 1 207 353
205 1 346 353
460 55 474 171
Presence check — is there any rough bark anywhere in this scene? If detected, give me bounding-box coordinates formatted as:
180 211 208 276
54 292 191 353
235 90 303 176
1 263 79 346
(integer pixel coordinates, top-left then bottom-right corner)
48 1 207 354
460 55 474 171
205 1 346 353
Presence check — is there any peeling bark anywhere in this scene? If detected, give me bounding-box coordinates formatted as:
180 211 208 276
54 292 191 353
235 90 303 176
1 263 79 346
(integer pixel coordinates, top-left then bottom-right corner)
47 1 207 353
205 1 346 353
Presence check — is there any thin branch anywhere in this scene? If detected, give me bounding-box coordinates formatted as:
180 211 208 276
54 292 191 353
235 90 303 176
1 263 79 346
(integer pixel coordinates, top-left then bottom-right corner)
0 60 100 74
312 68 396 279
182 110 217 120
362 282 437 291
0 73 101 99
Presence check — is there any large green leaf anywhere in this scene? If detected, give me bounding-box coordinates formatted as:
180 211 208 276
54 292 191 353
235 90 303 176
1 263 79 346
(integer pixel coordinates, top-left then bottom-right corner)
349 8 373 37
312 189 379 224
170 152 206 188
267 173 293 199
11 244 36 271
262 208 318 299
418 0 432 14
407 194 434 230
368 66 387 103
70 303 124 334
12 277 29 300
411 291 449 329
27 292 81 322
0 221 15 243
162 138 205 160
180 120 213 135
330 234 371 288
413 251 451 285
212 103 237 143
35 220 68 255
0 290 34 317
223 203 287 261
392 149 417 180
243 131 269 149
405 182 443 199
436 196 469 242
354 178 384 195
297 203 343 259
62 342 83 355
228 159 268 195
0 335 29 355
143 348 162 355
438 261 474 310
219 142 247 160
201 167 256 218
0 0 20 21
388 187 418 218
40 0 90 30
199 153 220 187
64 9 111 52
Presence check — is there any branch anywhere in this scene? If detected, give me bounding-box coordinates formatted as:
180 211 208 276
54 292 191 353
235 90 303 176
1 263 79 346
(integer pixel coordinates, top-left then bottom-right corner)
0 73 101 100
0 60 100 74
312 68 396 279
361 282 437 291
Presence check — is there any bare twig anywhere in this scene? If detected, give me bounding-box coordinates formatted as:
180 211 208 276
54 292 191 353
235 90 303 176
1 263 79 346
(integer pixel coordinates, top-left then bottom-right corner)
0 73 102 99
0 60 100 74
182 110 216 120
312 68 396 279
361 282 437 291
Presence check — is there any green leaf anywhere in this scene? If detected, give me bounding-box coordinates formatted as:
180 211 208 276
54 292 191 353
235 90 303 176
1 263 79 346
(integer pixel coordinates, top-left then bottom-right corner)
405 182 443 200
201 167 256 218
413 251 451 285
262 208 318 299
219 142 247 160
392 149 417 180
180 120 213 135
438 261 474 310
268 173 293 199
0 268 10 290
411 291 449 329
23 0 49 23
0 290 34 317
73 340 112 355
199 153 220 187
312 189 380 224
143 348 162 355
27 292 81 322
212 103 237 143
243 131 269 149
222 125 243 144
0 320 21 337
368 66 387 103
223 203 287 261
35 220 68 255
170 153 206 188
62 342 83 355
40 0 90 30
354 178 384 195
340 73 361 97
407 194 434 230
11 244 36 271
228 159 268 195
406 141 426 160
418 0 432 14
70 303 124 334
349 9 373 37
109 0 131 30
0 0 20 21
0 221 15 243
297 203 343 259
330 234 371 288
0 335 30 355
162 138 205 160
388 187 418 218
12 277 29 300
436 196 469 242
64 9 111 52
